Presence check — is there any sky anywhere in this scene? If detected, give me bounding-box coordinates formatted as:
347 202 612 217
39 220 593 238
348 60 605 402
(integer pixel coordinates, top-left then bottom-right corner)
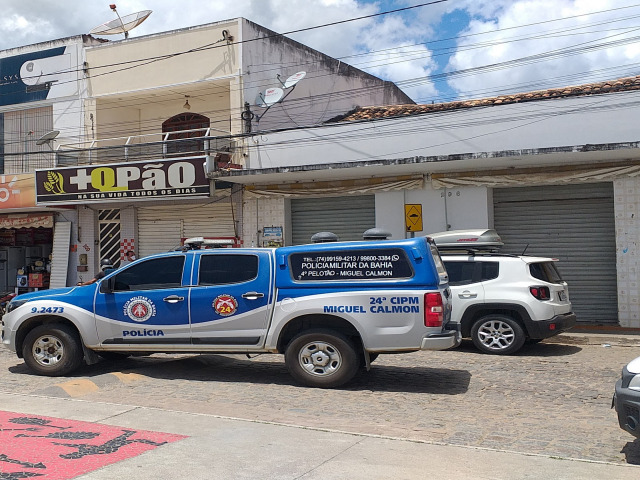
1 0 639 103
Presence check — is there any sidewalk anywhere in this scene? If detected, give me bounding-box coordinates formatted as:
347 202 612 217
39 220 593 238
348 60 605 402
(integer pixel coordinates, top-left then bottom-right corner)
0 392 638 480
548 330 640 347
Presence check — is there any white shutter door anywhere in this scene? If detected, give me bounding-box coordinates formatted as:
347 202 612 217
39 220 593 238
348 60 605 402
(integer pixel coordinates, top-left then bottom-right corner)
493 183 617 325
138 202 236 256
49 221 71 289
138 219 182 256
291 196 375 245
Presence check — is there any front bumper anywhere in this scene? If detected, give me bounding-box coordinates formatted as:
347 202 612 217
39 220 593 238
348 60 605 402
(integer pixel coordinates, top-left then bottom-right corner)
526 312 577 339
420 329 461 350
613 379 640 438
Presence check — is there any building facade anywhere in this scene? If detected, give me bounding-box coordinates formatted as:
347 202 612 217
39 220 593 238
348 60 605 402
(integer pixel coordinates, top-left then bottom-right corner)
0 18 412 290
220 77 640 329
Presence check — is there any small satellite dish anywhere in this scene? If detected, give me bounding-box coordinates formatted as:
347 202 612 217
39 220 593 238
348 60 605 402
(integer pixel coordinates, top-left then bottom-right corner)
36 130 60 146
90 8 152 39
255 87 284 107
282 71 306 89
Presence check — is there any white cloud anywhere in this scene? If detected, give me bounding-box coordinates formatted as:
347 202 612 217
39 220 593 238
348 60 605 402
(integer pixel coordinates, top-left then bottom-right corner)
1 1 638 104
0 0 438 101
445 0 640 98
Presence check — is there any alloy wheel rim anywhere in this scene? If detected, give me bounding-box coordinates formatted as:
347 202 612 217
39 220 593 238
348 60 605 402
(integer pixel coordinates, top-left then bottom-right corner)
477 320 515 350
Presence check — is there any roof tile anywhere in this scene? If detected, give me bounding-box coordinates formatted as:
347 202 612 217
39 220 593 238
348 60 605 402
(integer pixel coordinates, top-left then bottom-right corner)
331 75 640 122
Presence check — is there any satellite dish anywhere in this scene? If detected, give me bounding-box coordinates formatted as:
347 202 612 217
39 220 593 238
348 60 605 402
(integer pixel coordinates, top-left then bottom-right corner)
36 130 60 146
255 87 284 107
90 8 152 39
282 71 306 89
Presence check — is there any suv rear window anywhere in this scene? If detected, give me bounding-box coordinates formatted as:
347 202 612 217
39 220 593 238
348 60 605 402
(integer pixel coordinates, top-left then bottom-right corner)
444 260 499 286
529 261 563 283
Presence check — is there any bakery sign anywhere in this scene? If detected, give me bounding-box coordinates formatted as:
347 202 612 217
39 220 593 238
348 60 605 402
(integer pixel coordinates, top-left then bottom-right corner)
35 157 211 204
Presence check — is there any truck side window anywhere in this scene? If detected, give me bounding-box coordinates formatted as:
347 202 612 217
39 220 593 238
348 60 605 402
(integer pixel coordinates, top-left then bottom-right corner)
112 256 185 291
199 254 259 285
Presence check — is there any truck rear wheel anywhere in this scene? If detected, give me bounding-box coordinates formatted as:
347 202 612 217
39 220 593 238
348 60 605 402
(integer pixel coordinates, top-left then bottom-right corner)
285 329 359 388
22 324 83 376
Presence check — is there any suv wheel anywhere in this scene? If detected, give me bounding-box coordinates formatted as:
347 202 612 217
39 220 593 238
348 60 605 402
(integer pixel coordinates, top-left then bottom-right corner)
471 314 526 355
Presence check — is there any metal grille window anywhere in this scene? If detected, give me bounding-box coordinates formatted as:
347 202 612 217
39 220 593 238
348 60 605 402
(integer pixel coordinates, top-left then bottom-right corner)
99 209 121 268
2 106 54 173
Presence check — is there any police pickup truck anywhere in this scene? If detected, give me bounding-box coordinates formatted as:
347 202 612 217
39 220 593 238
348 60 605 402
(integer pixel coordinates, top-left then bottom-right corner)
1 236 459 388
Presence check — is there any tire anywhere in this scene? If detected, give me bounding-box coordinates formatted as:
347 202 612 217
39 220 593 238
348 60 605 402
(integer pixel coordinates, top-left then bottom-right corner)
470 314 526 355
285 329 360 388
22 324 84 376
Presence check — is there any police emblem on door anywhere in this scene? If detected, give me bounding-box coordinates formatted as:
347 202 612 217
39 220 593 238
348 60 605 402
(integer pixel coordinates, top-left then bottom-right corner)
123 296 157 322
213 294 238 316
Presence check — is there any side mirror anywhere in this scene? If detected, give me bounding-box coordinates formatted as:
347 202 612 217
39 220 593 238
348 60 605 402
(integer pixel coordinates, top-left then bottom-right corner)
100 276 116 294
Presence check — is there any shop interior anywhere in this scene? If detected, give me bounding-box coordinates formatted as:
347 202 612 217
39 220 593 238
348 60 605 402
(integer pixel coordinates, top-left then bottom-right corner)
0 227 53 294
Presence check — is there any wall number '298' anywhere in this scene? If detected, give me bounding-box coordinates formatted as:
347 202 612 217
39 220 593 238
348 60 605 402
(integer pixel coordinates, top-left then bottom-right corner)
31 306 64 313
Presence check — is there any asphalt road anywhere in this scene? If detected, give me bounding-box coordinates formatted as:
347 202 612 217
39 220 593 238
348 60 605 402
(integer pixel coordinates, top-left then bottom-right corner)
1 333 639 465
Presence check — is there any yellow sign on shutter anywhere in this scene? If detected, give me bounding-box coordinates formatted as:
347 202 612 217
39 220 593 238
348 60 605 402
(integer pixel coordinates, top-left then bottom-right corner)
404 204 423 232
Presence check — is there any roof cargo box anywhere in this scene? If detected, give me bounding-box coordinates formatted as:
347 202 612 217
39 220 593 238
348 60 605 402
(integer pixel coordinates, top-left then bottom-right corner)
428 229 504 252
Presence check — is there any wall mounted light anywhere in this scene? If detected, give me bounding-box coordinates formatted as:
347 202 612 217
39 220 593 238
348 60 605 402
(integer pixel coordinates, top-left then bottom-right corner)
183 95 191 110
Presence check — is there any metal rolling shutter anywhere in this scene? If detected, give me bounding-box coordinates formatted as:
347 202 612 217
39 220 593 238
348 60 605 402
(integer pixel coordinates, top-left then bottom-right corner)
291 196 375 245
138 202 236 256
49 221 71 289
493 183 617 325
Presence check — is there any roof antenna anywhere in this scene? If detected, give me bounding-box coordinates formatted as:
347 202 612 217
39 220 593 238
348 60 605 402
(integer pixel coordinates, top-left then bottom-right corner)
521 244 529 255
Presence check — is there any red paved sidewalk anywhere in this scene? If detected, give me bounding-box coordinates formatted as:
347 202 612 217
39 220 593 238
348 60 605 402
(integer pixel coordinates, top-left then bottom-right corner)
0 410 185 479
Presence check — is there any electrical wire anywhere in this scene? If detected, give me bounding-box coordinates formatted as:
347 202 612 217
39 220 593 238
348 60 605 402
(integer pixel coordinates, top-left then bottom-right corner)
2 2 640 149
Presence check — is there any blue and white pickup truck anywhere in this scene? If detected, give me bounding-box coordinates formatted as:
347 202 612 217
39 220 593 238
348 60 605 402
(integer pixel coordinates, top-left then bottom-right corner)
1 236 460 388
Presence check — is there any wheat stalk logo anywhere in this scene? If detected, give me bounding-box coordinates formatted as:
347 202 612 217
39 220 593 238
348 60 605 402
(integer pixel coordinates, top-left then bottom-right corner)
43 171 65 194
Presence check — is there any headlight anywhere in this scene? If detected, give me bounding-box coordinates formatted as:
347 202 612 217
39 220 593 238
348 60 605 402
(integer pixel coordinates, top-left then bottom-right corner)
6 299 29 313
629 374 640 392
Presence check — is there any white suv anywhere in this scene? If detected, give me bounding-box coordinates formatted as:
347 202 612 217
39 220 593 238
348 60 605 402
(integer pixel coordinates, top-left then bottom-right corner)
430 230 577 355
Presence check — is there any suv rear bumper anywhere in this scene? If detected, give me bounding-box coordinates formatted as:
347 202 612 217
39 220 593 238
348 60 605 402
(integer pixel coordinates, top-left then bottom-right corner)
526 312 577 339
421 329 462 350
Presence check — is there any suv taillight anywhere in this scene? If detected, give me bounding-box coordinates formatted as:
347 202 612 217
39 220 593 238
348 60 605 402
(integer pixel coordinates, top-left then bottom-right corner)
425 293 443 327
530 286 551 300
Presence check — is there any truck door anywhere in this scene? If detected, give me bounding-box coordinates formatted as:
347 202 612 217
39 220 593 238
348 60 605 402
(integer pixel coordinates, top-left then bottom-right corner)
94 254 191 345
188 250 272 348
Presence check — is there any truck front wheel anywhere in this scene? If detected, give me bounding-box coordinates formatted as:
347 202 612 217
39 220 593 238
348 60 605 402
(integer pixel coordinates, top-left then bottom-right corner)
22 324 83 376
285 329 359 388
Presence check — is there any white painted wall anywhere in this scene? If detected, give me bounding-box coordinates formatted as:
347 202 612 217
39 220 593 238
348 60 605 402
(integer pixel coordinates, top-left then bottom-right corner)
615 177 640 329
242 196 286 247
248 90 640 171
375 185 490 240
77 206 97 285
241 19 412 133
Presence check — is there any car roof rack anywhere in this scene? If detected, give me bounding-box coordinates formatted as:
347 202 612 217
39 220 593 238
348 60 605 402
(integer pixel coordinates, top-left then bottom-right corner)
180 237 236 250
429 229 504 254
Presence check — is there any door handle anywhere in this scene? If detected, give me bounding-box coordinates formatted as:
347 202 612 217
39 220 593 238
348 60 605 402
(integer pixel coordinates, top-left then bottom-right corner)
242 291 265 300
458 291 477 299
163 295 185 303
